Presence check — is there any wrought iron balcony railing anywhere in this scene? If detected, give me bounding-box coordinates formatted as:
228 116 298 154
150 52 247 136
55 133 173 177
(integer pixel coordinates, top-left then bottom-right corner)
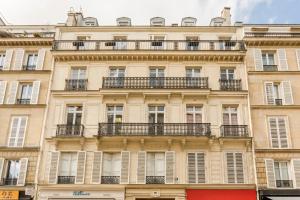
16 98 31 104
102 77 209 89
22 65 36 70
245 32 300 38
101 176 120 184
275 99 283 106
276 180 293 188
53 40 245 51
57 176 75 184
56 124 84 137
98 123 211 137
219 79 242 91
146 176 165 184
65 79 88 91
263 65 278 71
0 178 18 186
220 125 249 137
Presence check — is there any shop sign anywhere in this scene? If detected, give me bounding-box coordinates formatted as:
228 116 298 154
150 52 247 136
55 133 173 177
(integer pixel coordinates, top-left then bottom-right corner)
0 191 19 200
73 191 90 196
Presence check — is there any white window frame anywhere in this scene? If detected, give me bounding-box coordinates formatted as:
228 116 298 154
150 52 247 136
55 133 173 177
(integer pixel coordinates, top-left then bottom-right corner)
149 68 165 77
220 68 235 80
66 105 83 125
186 68 201 78
58 152 78 177
8 116 28 147
225 152 245 184
18 83 33 101
267 116 289 149
146 152 165 177
274 161 292 188
70 67 86 80
107 105 123 123
102 152 121 176
109 68 125 78
222 106 238 125
262 52 275 66
186 151 206 184
148 105 165 123
25 53 38 68
186 105 202 123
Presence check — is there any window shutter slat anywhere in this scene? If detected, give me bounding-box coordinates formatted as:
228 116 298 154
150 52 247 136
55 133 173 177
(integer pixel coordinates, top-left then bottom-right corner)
281 81 293 105
17 158 28 186
36 48 46 70
0 81 7 104
277 49 288 70
265 159 276 188
226 153 235 183
254 48 263 71
292 159 300 188
8 117 19 147
137 151 146 184
0 158 4 181
3 49 13 70
13 49 24 70
197 153 206 183
165 151 175 184
30 81 40 104
48 151 60 184
296 49 300 70
91 151 102 184
264 82 275 105
187 153 196 184
120 151 130 184
75 151 86 184
269 117 279 148
278 118 288 148
16 117 27 147
235 153 244 183
6 81 18 104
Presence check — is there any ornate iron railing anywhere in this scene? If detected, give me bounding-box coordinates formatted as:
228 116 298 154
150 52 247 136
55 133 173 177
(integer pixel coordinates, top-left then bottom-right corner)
275 99 283 106
146 176 165 184
56 124 84 137
57 176 75 184
276 180 293 188
219 79 242 91
65 79 88 91
220 125 249 137
1 178 18 185
245 32 300 38
101 176 120 184
22 65 36 70
16 98 31 104
263 65 278 71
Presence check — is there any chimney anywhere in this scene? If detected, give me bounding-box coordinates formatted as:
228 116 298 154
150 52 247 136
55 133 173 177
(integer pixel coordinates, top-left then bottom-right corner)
221 7 231 26
66 7 77 26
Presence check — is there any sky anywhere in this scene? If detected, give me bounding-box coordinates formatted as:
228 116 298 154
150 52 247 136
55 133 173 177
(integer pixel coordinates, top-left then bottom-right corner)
0 0 299 25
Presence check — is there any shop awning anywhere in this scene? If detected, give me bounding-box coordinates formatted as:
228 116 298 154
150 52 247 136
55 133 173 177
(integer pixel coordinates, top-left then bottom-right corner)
186 189 257 200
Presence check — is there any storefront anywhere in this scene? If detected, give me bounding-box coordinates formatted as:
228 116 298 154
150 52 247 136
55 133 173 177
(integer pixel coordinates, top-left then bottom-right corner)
0 190 32 200
259 189 300 200
186 189 257 200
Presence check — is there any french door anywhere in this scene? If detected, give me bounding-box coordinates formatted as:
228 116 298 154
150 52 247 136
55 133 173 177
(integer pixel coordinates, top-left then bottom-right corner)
148 106 164 135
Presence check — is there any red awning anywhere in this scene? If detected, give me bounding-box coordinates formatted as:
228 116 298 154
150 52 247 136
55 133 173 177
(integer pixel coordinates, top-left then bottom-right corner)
186 189 257 200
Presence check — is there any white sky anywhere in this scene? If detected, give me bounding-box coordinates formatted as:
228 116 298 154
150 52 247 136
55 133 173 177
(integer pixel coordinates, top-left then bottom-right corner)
0 0 272 25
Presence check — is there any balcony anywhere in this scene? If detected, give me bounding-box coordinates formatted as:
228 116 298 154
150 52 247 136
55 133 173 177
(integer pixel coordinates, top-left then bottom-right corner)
146 176 165 184
102 77 209 89
220 125 249 137
22 65 36 71
276 180 293 188
65 79 88 91
245 32 300 38
56 124 84 137
53 40 245 51
57 176 75 184
16 98 31 104
219 79 242 91
275 99 283 106
101 176 120 184
0 178 17 186
98 123 211 137
263 65 278 71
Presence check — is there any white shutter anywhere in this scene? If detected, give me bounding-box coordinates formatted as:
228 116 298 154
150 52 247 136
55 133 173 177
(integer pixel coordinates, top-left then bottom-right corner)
13 49 24 70
226 153 235 183
17 158 28 186
30 81 40 104
0 158 4 179
278 117 288 148
277 49 288 70
75 151 86 184
0 81 7 104
265 159 276 188
296 49 300 70
165 151 175 184
16 117 27 147
91 151 102 184
254 48 263 71
137 151 146 184
281 81 293 105
8 116 27 147
187 153 196 184
268 117 279 148
197 153 205 183
36 48 46 70
292 159 300 188
120 151 130 184
48 151 60 184
235 153 244 183
264 82 275 105
6 81 18 104
3 49 13 70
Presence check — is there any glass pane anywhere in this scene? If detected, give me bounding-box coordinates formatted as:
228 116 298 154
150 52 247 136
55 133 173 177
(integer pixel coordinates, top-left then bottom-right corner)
147 153 155 176
186 69 192 77
75 113 82 125
231 113 238 125
280 162 289 180
186 113 194 123
115 114 122 123
223 113 230 125
7 160 20 179
186 106 193 112
195 113 202 123
268 54 275 65
157 113 164 123
158 106 164 112
148 113 155 123
274 162 280 180
67 113 74 125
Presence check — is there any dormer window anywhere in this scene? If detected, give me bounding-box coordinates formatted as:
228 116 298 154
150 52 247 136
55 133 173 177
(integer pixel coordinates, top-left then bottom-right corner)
181 17 197 26
150 17 165 26
117 17 131 26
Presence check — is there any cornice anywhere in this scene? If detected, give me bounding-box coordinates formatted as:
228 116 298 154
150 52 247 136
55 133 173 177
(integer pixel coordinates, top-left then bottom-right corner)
248 71 300 75
0 38 53 46
0 70 51 74
255 149 300 153
0 104 47 108
250 105 300 109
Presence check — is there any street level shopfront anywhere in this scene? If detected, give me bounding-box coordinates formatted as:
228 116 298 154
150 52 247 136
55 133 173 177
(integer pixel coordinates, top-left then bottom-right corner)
186 189 257 200
259 189 300 200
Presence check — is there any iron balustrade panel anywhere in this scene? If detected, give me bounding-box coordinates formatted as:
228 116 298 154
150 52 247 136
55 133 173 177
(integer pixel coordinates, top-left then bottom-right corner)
16 98 31 104
245 32 300 38
53 40 246 51
22 65 36 70
263 65 278 71
56 124 84 137
276 180 293 188
146 176 165 184
221 125 249 137
101 176 120 184
102 77 209 89
275 99 283 106
1 178 18 186
57 176 75 184
65 79 88 91
98 123 211 136
219 79 242 91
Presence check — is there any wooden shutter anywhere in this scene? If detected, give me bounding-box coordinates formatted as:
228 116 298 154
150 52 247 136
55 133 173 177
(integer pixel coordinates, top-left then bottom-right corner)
277 117 288 148
235 153 244 183
277 49 288 70
6 81 18 104
120 151 130 184
165 151 175 184
254 48 263 71
3 49 13 70
296 49 300 70
8 116 27 147
30 81 40 104
48 151 60 184
137 151 146 184
292 159 300 188
36 48 46 70
281 81 293 105
0 158 4 180
187 153 196 183
91 151 102 184
265 159 276 188
226 153 235 183
269 117 279 148
75 151 86 184
13 49 24 70
16 117 27 147
0 81 7 104
17 158 28 186
196 153 205 183
264 82 275 105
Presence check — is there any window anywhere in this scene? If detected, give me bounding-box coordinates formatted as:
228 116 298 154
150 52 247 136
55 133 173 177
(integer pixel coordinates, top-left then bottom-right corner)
186 36 199 50
223 106 238 125
146 152 165 184
25 53 38 70
0 53 5 70
220 68 235 80
148 106 164 135
107 105 123 134
187 153 205 183
5 160 20 184
274 161 292 188
226 152 244 184
262 53 275 66
17 83 32 104
58 152 77 184
109 68 125 87
265 81 293 105
114 36 127 50
186 106 202 123
8 116 27 147
150 36 165 49
70 68 86 80
268 116 288 148
102 153 121 184
186 68 201 78
66 106 82 125
150 68 164 88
